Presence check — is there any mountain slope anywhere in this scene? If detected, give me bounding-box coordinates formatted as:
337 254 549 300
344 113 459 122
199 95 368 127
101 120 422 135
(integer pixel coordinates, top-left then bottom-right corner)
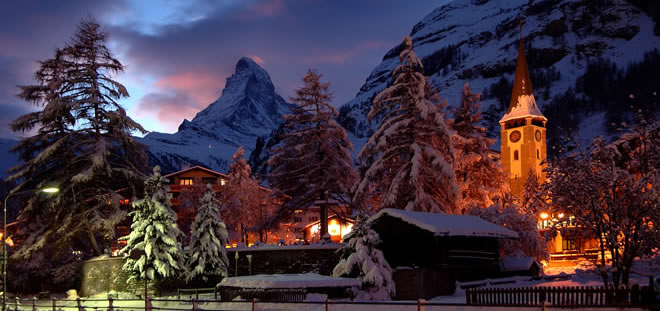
140 57 292 173
337 0 660 151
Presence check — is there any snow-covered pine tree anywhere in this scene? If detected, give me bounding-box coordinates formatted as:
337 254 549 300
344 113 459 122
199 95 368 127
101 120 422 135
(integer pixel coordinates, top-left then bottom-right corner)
9 18 147 260
121 166 186 281
449 83 506 213
333 212 395 300
223 147 268 244
467 194 547 260
354 36 457 213
520 168 546 215
268 70 357 236
186 184 230 282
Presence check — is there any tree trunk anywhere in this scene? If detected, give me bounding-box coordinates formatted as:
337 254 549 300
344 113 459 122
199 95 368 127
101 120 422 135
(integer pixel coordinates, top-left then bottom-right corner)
320 191 329 242
87 225 102 256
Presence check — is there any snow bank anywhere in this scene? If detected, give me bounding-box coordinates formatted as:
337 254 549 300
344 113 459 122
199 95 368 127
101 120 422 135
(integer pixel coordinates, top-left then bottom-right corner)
500 256 539 272
218 273 360 289
369 208 518 238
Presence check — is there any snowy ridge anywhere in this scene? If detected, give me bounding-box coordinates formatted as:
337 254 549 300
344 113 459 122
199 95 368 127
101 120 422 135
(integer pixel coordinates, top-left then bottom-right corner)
369 208 518 238
338 0 660 150
140 57 292 173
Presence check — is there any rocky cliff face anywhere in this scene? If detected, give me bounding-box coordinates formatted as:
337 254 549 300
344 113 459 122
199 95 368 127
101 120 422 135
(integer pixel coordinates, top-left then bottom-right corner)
140 57 292 173
337 0 660 151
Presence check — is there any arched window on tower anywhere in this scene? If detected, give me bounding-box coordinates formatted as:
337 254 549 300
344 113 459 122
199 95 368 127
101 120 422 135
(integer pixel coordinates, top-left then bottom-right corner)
514 150 519 160
537 149 540 160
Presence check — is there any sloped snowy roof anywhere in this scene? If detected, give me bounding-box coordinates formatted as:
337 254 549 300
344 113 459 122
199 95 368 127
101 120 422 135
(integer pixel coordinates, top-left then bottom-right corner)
369 209 518 238
499 94 546 123
218 273 360 289
163 165 228 179
500 256 540 272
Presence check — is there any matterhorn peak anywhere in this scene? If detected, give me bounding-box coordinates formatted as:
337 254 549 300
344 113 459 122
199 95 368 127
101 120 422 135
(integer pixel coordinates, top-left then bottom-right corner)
140 56 292 173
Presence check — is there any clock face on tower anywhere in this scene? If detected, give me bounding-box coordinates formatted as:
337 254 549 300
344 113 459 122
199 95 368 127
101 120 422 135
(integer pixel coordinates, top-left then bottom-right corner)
535 130 542 142
510 130 521 143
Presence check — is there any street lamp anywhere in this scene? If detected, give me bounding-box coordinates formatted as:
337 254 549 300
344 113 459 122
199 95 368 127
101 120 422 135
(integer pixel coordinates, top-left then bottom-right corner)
3 187 58 311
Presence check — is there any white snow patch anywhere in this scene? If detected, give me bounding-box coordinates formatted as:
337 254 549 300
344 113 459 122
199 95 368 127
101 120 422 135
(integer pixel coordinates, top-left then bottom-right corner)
369 208 518 238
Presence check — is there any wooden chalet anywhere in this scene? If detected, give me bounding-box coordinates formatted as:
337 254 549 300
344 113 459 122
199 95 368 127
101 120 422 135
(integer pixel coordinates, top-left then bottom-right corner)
366 209 518 299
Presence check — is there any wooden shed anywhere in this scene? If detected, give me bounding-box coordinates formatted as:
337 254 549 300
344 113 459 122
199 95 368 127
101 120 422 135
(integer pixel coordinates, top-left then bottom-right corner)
367 209 518 299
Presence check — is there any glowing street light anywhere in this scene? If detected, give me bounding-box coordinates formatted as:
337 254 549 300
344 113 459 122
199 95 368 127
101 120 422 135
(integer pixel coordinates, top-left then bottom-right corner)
539 212 549 220
3 187 58 311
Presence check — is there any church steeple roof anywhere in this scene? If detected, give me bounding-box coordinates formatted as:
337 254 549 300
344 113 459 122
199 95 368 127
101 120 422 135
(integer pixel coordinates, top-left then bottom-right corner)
500 20 546 124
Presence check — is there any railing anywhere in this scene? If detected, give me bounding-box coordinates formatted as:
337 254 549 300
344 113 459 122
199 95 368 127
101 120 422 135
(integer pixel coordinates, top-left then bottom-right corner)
3 297 472 311
466 285 655 307
176 288 217 300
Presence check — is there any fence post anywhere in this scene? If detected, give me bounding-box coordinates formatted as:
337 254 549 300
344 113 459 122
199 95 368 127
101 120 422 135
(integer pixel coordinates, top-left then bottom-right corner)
177 289 180 300
52 298 57 311
252 298 256 311
14 296 18 311
145 296 152 311
417 298 424 311
195 289 199 300
214 287 218 300
31 297 36 311
192 299 198 311
325 298 329 311
76 298 82 311
107 296 114 311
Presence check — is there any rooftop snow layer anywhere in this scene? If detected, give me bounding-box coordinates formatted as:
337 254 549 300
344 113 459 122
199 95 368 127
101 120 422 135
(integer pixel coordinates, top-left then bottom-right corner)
218 273 360 289
369 208 518 238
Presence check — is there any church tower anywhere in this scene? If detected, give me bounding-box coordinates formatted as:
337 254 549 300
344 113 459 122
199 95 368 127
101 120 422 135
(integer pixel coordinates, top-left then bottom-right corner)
500 21 547 198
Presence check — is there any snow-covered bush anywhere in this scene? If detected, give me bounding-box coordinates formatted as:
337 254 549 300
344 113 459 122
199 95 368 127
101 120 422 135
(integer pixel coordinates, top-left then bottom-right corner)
467 195 547 260
333 213 395 300
121 166 186 282
186 184 230 282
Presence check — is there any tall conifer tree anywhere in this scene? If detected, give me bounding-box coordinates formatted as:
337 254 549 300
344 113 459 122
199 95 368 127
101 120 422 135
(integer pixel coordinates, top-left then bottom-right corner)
268 70 357 236
354 36 457 213
10 18 147 260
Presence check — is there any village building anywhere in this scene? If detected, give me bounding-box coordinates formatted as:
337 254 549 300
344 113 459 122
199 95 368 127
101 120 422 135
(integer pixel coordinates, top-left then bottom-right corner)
501 23 598 262
366 208 518 299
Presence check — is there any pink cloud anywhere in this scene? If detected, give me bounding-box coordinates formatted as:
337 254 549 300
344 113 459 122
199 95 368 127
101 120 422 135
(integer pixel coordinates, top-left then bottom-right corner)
304 41 388 64
135 70 226 129
235 0 285 20
248 55 266 66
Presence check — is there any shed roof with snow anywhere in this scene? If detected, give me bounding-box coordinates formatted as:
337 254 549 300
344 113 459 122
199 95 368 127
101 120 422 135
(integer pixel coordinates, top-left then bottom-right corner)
368 209 518 239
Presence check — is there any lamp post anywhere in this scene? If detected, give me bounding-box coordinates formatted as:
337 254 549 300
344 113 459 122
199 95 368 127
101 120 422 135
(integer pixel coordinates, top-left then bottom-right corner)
2 187 58 311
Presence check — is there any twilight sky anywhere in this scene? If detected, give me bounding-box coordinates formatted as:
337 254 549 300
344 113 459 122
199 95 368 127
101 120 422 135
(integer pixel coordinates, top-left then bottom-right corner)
0 0 446 139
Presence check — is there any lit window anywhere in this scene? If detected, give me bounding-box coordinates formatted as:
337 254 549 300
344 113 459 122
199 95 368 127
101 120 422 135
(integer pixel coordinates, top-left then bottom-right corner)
180 178 193 185
562 239 576 250
220 179 227 186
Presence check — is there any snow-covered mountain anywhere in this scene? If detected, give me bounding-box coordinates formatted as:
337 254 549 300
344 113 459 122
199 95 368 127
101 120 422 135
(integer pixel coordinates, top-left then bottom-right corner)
337 0 660 151
140 57 292 173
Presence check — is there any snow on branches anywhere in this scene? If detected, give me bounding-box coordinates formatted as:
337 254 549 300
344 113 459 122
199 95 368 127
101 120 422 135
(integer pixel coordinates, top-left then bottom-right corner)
186 184 230 282
449 83 506 212
546 118 659 287
121 166 186 282
467 194 548 260
355 36 457 213
223 147 273 244
333 213 395 300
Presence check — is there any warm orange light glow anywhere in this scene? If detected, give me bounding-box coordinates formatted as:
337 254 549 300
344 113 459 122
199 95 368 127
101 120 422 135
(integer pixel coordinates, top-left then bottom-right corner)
328 220 340 236
558 213 565 219
5 237 13 247
540 212 549 220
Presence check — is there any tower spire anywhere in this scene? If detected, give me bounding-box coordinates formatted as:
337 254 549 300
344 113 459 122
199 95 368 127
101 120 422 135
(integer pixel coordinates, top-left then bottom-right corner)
499 19 546 123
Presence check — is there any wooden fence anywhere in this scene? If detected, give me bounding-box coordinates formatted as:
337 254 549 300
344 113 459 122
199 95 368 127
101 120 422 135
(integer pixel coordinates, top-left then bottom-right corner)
466 284 655 307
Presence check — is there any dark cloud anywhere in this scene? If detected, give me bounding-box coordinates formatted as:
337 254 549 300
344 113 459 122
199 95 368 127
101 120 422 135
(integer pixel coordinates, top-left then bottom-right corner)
0 0 129 138
1 0 443 134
